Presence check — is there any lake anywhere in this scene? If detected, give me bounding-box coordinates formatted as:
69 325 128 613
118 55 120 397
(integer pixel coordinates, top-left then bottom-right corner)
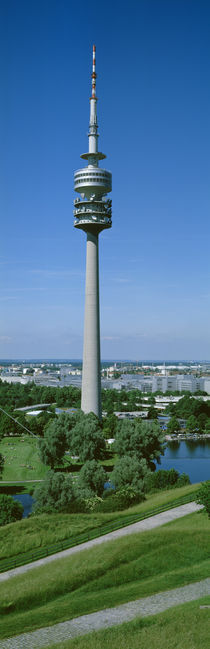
13 493 34 518
158 440 210 483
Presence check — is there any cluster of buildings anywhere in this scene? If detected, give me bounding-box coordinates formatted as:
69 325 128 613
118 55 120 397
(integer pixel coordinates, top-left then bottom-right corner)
115 374 210 395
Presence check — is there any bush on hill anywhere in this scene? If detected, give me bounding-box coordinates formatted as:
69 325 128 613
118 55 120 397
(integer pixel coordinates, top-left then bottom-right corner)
196 481 210 517
0 494 23 526
97 485 144 512
145 468 190 492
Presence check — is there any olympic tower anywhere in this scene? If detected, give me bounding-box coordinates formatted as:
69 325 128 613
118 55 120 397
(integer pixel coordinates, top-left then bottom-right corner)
73 46 112 419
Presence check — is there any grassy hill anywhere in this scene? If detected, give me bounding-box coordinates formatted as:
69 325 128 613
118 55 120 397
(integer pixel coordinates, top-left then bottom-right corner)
0 483 197 561
0 436 47 481
0 509 209 640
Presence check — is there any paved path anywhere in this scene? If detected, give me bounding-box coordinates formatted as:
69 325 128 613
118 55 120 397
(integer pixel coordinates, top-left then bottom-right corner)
0 502 202 582
1 578 210 649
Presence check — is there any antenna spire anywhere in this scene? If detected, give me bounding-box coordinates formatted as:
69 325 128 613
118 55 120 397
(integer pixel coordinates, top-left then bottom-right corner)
88 44 98 155
91 45 97 98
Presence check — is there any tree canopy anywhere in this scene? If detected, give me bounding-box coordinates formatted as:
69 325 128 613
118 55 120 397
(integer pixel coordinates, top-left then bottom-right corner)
67 412 106 462
0 494 23 526
114 418 165 470
110 456 148 494
33 471 76 514
166 417 181 434
196 482 210 518
40 410 106 467
77 460 106 497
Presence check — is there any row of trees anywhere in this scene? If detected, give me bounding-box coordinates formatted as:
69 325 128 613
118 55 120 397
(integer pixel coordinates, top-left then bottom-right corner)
32 411 166 514
165 397 210 435
167 415 210 435
39 411 165 470
166 395 210 420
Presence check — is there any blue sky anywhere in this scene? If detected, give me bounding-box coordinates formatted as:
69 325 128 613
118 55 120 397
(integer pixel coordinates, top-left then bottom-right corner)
1 0 210 360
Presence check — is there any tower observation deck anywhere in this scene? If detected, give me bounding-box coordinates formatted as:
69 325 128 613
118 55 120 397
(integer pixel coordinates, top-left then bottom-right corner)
73 46 112 419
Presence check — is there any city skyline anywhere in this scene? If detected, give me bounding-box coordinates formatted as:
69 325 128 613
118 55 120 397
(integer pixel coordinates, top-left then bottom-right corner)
1 0 210 360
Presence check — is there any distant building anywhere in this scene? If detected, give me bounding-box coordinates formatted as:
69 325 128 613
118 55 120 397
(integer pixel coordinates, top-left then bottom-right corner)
113 374 206 394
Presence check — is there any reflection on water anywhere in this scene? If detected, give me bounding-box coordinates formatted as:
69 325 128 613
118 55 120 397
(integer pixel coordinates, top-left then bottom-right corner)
13 494 34 518
159 441 210 484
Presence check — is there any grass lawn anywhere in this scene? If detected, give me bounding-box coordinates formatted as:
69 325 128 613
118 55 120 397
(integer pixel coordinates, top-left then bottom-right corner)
0 483 198 561
0 510 209 639
41 597 210 649
0 436 48 481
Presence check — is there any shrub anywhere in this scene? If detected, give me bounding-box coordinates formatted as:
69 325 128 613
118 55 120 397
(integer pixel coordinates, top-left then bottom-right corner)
145 469 190 492
95 486 144 512
0 495 23 526
196 481 210 517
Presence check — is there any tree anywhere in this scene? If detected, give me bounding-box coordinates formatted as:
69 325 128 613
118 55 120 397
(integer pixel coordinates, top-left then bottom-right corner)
147 406 158 419
39 413 70 468
103 413 118 438
148 395 156 405
196 482 210 518
197 413 207 433
77 460 106 497
33 471 76 513
110 456 148 494
0 453 4 477
0 408 17 436
28 411 54 437
0 495 23 526
39 411 106 468
205 419 210 433
67 412 106 462
186 415 198 433
166 417 181 434
146 468 190 492
114 419 165 470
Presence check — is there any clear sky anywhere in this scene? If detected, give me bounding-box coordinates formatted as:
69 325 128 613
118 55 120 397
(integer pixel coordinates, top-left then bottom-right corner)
1 0 210 360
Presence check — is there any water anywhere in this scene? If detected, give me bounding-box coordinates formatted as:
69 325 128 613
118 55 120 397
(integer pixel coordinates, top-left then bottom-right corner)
158 440 210 483
13 493 34 518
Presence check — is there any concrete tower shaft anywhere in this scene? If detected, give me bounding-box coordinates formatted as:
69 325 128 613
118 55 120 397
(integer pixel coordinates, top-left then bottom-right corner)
81 231 101 416
73 46 112 419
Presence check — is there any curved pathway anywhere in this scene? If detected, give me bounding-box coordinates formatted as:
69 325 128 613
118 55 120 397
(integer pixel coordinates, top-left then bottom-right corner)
1 578 210 649
0 502 202 583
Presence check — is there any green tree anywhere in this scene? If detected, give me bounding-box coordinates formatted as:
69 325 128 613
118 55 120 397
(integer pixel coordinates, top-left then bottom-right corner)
39 413 70 468
147 406 158 419
205 418 210 432
196 482 210 518
0 453 4 477
115 419 165 470
110 456 148 494
197 413 207 433
33 471 76 513
146 468 190 492
186 415 198 433
67 412 106 462
0 408 17 436
77 460 106 497
166 417 181 434
28 411 54 437
103 413 118 438
148 395 156 405
0 495 23 526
